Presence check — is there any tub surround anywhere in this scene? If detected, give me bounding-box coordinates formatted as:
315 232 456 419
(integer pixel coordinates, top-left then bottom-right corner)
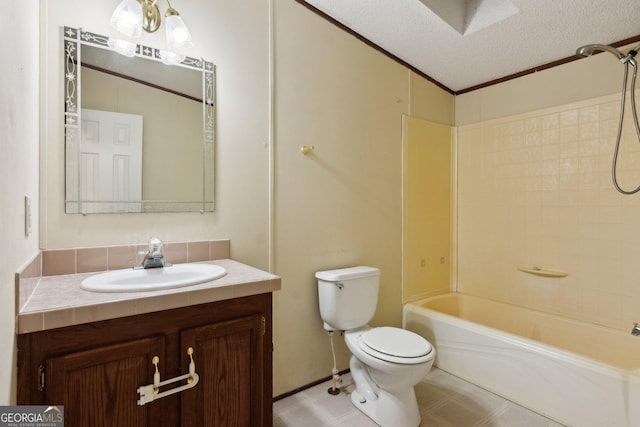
457 93 640 332
16 239 281 333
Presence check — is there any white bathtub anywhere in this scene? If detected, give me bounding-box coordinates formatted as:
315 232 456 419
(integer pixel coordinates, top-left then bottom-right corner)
403 293 640 427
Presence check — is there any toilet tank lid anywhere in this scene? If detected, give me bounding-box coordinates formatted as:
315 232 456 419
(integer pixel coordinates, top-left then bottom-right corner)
315 266 380 282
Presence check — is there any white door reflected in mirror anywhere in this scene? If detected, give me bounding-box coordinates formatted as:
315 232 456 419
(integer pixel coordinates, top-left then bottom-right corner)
81 108 143 213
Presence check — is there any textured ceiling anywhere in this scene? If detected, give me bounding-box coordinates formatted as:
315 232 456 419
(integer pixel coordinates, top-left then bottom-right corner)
303 0 640 93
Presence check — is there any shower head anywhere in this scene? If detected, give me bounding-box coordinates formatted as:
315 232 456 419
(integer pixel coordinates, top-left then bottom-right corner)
576 44 626 61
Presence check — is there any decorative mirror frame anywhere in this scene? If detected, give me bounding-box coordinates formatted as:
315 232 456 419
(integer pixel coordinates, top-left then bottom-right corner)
63 26 216 214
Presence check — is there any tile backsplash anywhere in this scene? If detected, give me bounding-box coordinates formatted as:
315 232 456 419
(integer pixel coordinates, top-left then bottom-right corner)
457 92 640 331
38 239 230 276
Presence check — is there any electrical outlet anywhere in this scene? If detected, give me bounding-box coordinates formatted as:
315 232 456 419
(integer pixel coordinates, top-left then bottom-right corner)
25 196 32 237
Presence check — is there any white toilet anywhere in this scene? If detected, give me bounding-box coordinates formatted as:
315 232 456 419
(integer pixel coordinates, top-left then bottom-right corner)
316 266 434 427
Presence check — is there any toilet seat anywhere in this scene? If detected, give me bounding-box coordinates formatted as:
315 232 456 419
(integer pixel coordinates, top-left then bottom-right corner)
360 327 433 364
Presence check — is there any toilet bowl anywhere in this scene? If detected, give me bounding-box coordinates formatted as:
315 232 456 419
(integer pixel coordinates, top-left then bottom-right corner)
345 326 434 427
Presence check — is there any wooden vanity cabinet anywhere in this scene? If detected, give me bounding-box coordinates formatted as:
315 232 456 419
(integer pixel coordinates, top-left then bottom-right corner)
17 293 273 427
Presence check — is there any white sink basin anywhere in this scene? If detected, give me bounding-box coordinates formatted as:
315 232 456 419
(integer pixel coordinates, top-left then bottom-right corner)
81 263 227 293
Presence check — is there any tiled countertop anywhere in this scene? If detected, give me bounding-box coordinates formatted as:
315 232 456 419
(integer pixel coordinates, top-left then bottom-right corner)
18 259 281 334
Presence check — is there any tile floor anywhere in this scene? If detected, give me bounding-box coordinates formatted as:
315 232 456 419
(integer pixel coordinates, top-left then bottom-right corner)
273 368 565 427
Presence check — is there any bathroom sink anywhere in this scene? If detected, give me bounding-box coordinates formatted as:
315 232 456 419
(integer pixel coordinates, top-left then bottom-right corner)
81 263 227 293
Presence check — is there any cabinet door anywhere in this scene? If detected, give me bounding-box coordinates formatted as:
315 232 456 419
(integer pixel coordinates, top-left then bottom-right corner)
45 336 165 427
181 315 264 427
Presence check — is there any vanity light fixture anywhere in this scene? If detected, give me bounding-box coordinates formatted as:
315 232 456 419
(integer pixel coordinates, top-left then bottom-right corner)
110 0 193 49
164 2 193 49
110 0 143 37
159 50 185 65
107 38 138 57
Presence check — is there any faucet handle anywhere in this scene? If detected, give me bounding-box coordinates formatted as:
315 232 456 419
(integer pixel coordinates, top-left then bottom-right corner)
148 237 163 256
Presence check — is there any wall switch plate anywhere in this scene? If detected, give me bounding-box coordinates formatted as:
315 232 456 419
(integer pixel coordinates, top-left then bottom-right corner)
25 195 32 237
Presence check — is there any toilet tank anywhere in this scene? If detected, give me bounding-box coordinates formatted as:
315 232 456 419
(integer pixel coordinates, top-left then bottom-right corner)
316 266 380 331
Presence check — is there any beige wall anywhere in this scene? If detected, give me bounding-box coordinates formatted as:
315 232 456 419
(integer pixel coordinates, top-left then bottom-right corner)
455 46 640 331
455 44 635 126
271 0 453 395
0 1 40 404
410 72 454 125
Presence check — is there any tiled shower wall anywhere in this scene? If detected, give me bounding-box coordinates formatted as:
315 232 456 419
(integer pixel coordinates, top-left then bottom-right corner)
457 92 640 331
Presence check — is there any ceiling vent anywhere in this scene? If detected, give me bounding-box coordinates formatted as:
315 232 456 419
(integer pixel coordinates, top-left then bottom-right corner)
418 0 519 36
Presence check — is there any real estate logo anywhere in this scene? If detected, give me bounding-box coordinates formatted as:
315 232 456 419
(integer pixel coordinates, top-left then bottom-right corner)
0 406 63 427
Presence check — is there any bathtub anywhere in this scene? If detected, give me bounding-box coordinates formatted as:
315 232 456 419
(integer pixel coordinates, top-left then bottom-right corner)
403 293 640 427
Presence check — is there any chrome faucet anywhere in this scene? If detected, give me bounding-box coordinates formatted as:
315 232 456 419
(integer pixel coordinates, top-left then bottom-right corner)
631 323 640 336
140 237 170 269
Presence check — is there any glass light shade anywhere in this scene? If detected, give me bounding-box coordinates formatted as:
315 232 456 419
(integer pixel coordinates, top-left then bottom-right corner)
107 38 138 57
110 0 143 38
165 14 193 49
159 50 186 65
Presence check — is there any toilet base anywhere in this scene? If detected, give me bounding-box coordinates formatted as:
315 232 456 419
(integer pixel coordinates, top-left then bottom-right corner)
349 356 421 427
350 387 420 427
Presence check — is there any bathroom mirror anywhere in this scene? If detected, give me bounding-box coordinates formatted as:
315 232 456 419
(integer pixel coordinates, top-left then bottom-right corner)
63 27 215 214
